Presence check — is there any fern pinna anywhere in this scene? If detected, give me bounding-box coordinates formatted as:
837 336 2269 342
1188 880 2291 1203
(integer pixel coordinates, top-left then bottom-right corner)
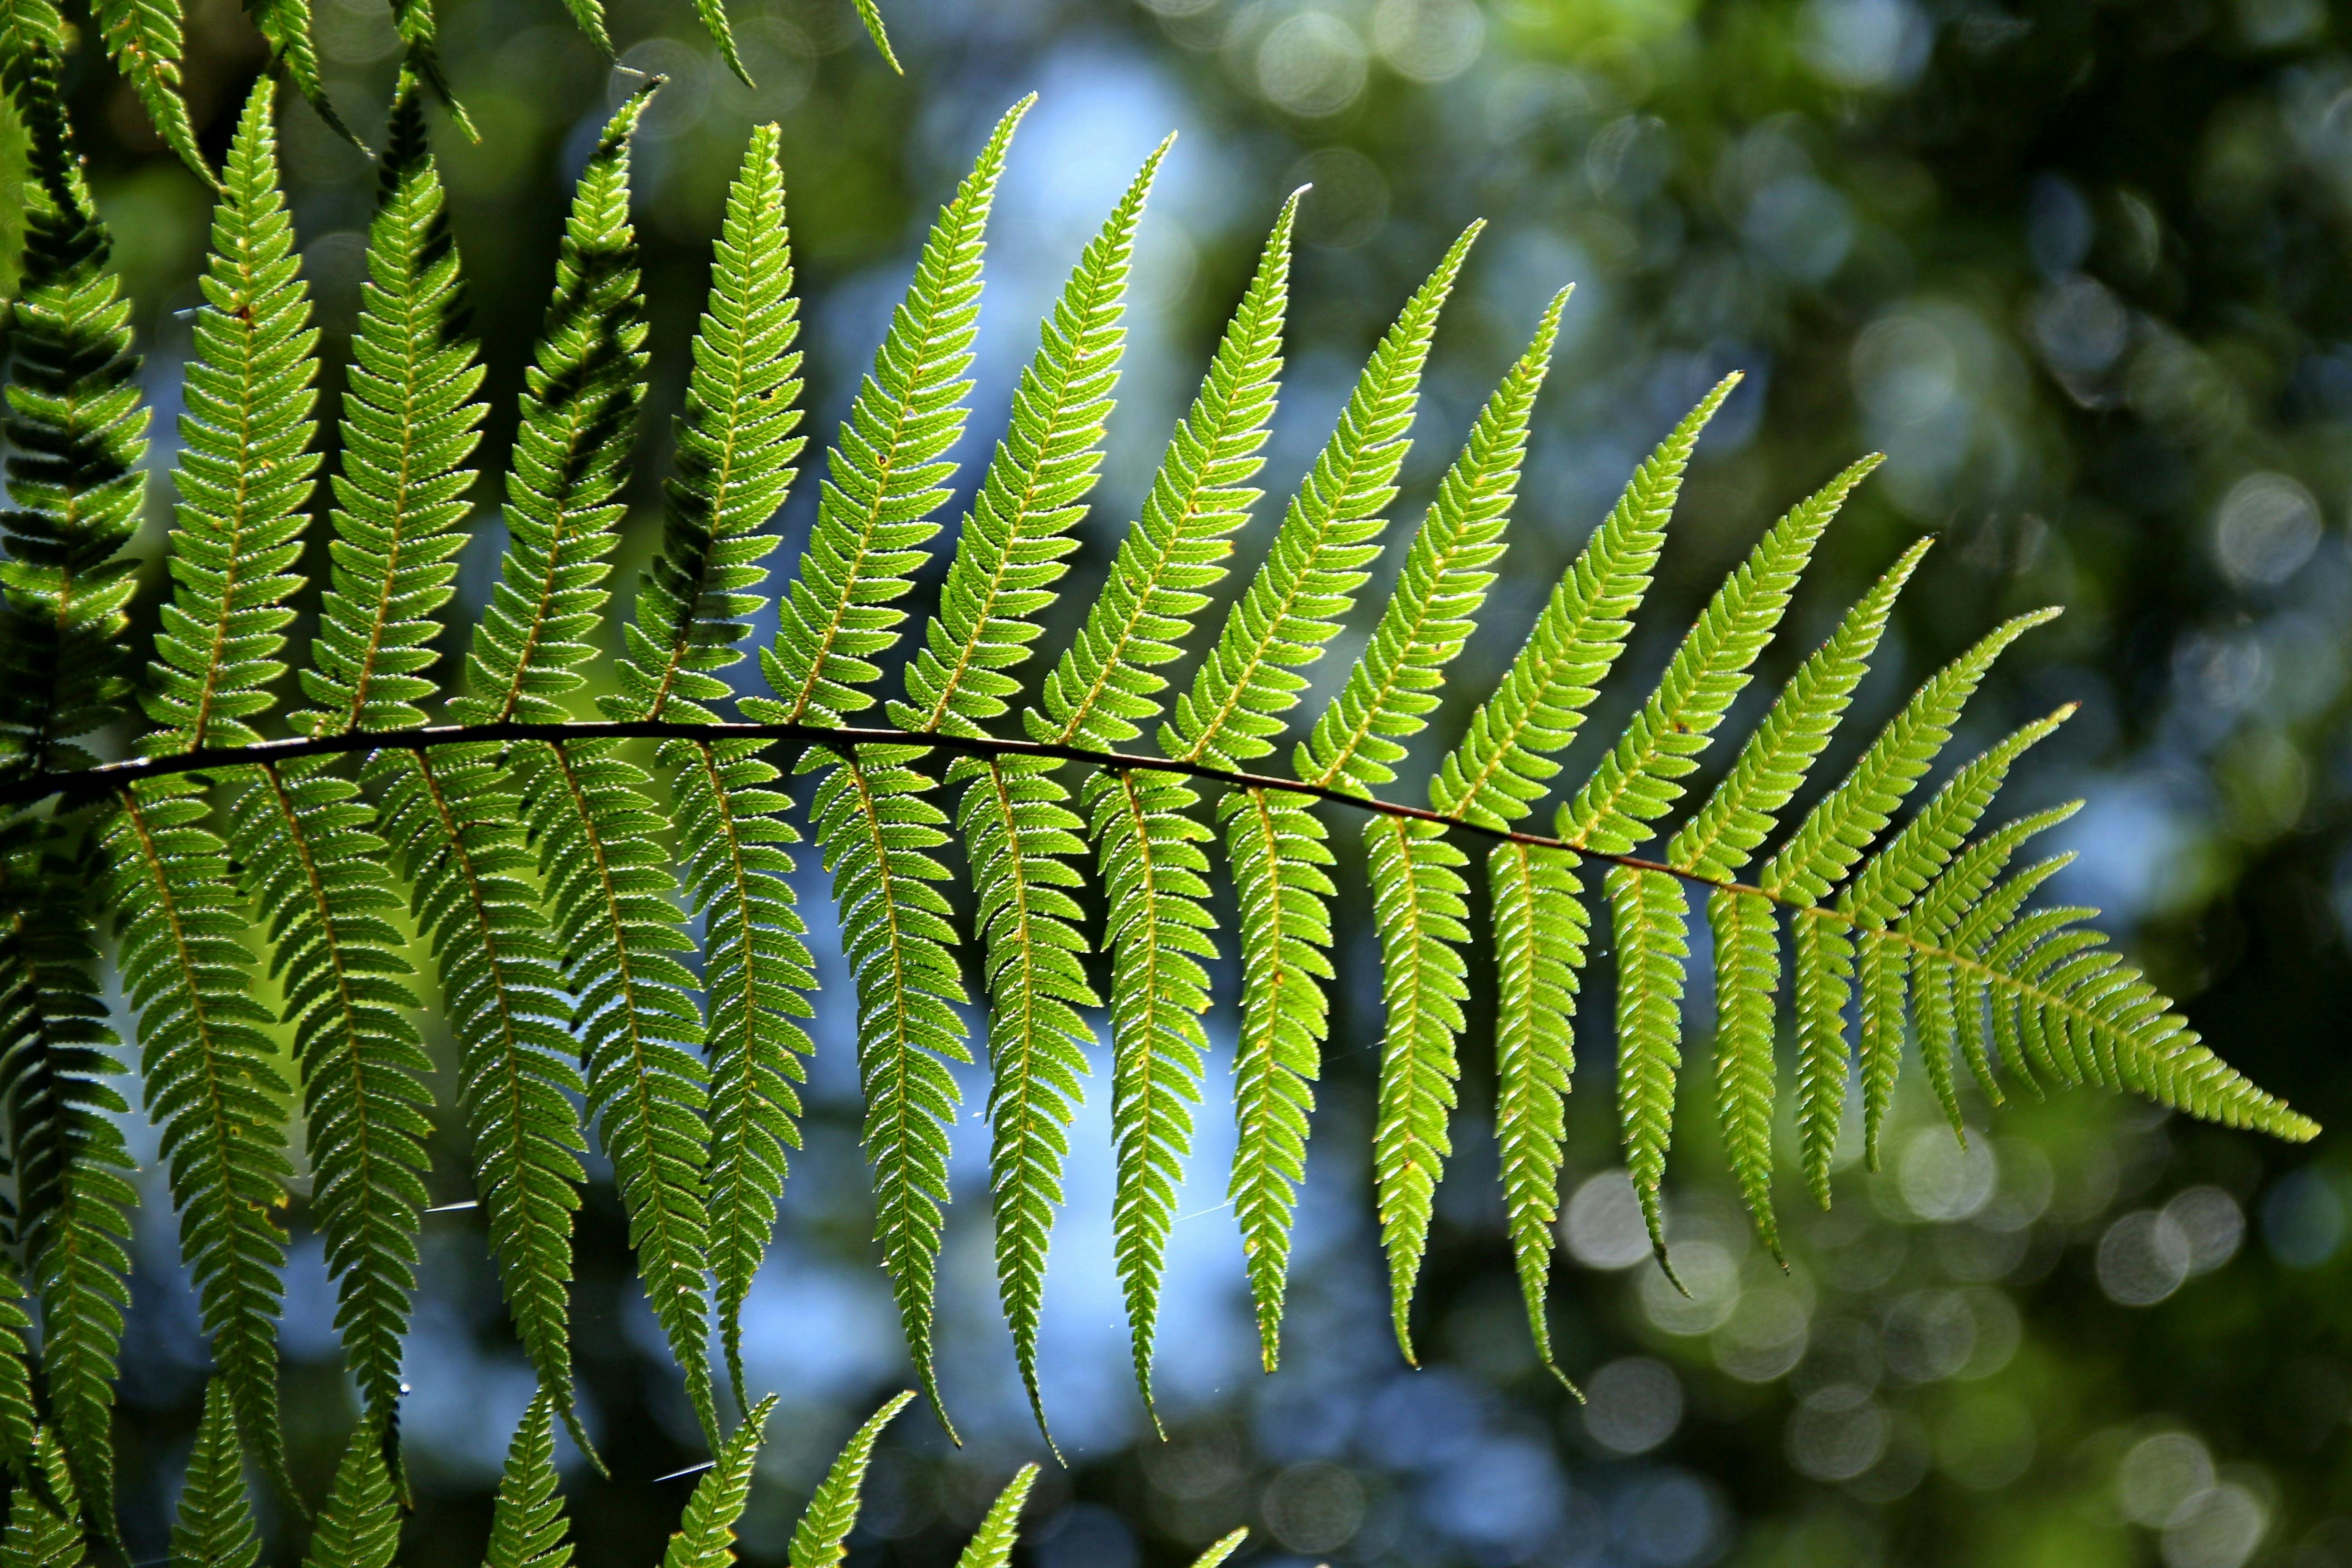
0 53 2320 1551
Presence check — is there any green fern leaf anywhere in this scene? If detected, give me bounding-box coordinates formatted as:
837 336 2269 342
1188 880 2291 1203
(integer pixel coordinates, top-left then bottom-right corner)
451 78 656 733
171 1381 260 1568
374 748 589 1450
103 785 293 1499
1364 813 1470 1358
0 1259 38 1485
245 0 358 149
1901 802 2078 1119
1487 837 1585 1375
1016 189 1298 1413
607 123 810 1414
1789 906 1851 1208
0 839 135 1521
482 1395 572 1568
2 1430 83 1568
0 3 64 77
142 76 317 758
231 760 431 1438
746 97 1028 1433
786 1391 914 1568
300 1421 398 1568
1188 1529 1250 1568
1705 887 1779 1255
890 139 1162 1437
0 49 147 781
659 1396 774 1568
953 1465 1037 1568
91 0 208 182
851 0 897 69
1604 864 1689 1273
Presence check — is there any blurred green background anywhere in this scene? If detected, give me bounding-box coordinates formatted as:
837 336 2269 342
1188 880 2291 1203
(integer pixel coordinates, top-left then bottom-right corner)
10 0 2352 1564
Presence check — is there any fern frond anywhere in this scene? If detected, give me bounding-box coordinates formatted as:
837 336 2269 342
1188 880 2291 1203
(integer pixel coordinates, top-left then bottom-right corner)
1706 887 1779 1256
1089 761 1215 1415
1220 782 1330 1369
103 787 291 1497
890 139 1162 1438
747 98 1027 1433
481 1395 571 1568
1301 287 1568 797
659 1396 773 1568
1487 838 1584 1377
247 0 360 148
170 1381 260 1568
0 1259 38 1485
896 136 1161 740
1188 1529 1249 1568
953 1465 1036 1568
387 16 474 141
1365 814 1469 1359
92 0 207 181
1430 374 1738 828
1666 538 1932 881
0 2 63 77
1666 538 1929 1245
443 81 719 1444
1758 607 2061 907
1018 191 1297 1416
297 78 485 741
0 842 133 1520
1156 225 1485 1367
0 50 146 780
231 760 431 1436
300 1421 398 1568
141 77 317 758
804 746 965 1430
1354 376 1730 1353
2 1430 82 1568
786 1391 913 1568
1761 607 2058 1198
372 748 588 1452
851 0 897 69
604 123 810 1415
518 738 715 1442
1605 865 1689 1271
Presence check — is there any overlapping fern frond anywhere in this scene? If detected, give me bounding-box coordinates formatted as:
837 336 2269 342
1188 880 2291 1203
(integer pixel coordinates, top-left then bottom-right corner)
0 73 2318 1546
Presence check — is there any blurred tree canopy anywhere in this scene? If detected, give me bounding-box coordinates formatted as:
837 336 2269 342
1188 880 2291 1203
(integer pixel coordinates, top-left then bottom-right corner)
9 1 2352 1566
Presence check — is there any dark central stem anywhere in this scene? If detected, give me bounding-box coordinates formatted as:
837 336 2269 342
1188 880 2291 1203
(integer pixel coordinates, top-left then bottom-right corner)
1 718 1794 910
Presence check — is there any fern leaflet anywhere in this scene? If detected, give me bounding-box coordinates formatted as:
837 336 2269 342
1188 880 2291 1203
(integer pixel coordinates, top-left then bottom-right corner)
954 1465 1037 1568
300 1421 398 1568
482 1395 572 1568
170 1381 260 1568
786 1391 913 1568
